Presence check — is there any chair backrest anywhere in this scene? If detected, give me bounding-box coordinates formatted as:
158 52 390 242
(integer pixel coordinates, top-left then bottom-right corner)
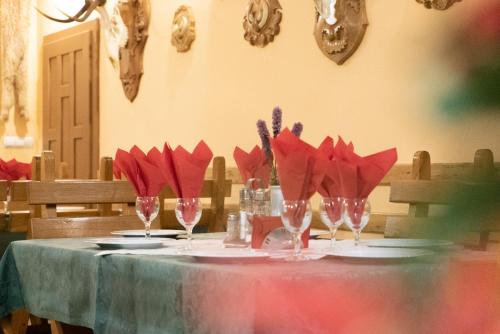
217 155 442 233
0 155 43 232
158 156 232 232
386 149 500 249
28 179 156 239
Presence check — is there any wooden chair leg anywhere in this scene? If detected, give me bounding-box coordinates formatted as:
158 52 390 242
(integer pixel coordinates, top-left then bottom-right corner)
0 310 29 334
1 316 13 334
479 231 490 251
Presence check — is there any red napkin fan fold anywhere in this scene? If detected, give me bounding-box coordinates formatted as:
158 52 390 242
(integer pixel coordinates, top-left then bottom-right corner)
317 137 354 198
233 145 271 188
148 141 213 199
114 147 167 197
0 159 31 180
335 140 398 198
271 129 327 201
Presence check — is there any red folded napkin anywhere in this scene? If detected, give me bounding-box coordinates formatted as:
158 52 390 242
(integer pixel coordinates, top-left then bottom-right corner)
317 137 354 198
149 141 213 198
113 161 122 180
0 159 31 180
233 145 271 188
114 146 167 197
271 129 328 201
335 141 398 198
148 141 213 222
251 216 310 249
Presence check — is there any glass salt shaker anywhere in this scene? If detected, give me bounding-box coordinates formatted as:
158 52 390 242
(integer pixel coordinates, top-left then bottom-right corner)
223 213 246 248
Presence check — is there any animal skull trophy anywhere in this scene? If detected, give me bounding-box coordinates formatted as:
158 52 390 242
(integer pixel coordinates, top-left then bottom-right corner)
415 0 462 10
37 0 150 102
313 0 368 65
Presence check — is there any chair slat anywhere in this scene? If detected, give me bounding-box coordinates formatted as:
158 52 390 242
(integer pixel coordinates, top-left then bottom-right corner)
389 180 468 205
0 182 7 201
384 216 436 238
159 180 231 199
29 181 137 205
10 181 30 202
31 216 159 239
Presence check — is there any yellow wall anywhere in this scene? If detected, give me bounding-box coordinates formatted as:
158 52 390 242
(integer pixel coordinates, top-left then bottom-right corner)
37 0 500 161
32 0 500 212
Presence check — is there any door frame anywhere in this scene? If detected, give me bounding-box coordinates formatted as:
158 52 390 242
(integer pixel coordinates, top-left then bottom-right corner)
42 20 100 177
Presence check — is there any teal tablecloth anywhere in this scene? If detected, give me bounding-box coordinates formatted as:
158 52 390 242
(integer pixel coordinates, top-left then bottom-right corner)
0 239 498 334
0 232 25 257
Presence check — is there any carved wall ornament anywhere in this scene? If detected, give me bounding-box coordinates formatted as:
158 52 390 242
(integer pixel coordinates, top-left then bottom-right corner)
416 0 462 10
171 6 196 52
118 0 150 102
313 0 368 65
243 0 282 47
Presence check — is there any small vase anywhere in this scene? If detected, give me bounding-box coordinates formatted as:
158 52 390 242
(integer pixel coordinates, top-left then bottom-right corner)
270 185 283 216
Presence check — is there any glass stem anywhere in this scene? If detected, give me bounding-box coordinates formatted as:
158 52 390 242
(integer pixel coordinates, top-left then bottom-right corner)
329 227 338 249
187 226 194 251
293 232 301 257
354 230 361 246
145 221 152 239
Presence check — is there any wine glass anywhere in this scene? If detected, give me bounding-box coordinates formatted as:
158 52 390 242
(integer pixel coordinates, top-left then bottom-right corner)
135 196 160 239
280 200 312 261
342 198 370 246
175 198 202 251
319 197 344 250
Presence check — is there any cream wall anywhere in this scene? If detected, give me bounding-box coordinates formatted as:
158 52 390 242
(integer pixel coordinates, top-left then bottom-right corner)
38 0 500 161
34 0 500 212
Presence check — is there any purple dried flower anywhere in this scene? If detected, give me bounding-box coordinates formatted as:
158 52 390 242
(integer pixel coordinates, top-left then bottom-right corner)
257 119 272 161
271 106 282 138
291 122 303 137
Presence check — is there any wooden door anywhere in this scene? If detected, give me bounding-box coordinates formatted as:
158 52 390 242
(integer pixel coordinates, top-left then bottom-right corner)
43 20 99 179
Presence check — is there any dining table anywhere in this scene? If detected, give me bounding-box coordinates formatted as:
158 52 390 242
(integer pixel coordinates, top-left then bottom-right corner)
0 237 499 334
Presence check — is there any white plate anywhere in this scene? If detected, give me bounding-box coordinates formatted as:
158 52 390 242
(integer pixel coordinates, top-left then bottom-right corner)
309 229 329 237
86 238 165 250
188 249 270 262
327 247 434 261
111 229 186 237
367 239 453 249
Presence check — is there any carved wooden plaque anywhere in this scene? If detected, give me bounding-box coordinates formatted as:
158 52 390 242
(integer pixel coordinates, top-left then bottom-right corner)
243 0 282 48
118 0 150 102
314 0 368 65
171 6 195 52
416 0 462 10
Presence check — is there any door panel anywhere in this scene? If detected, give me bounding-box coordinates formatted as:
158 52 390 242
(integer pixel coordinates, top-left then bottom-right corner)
43 21 99 179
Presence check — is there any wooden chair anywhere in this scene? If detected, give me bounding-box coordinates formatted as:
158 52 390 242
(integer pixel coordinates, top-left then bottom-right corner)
386 149 500 250
0 152 116 235
158 156 232 232
28 180 155 239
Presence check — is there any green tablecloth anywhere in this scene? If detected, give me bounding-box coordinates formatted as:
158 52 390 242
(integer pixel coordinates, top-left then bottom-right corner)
0 232 25 257
0 239 498 334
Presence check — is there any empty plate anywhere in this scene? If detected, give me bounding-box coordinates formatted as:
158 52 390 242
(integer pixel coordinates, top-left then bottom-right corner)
367 239 453 249
188 249 270 262
327 247 434 261
87 238 165 250
111 229 186 238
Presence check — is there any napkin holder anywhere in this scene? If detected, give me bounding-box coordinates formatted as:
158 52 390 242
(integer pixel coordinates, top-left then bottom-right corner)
251 216 310 249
